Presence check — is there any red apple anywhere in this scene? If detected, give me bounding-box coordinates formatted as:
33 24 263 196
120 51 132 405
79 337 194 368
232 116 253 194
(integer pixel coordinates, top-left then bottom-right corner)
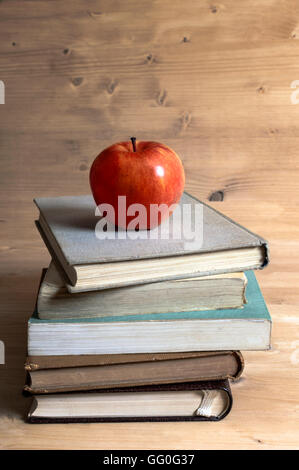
89 138 185 229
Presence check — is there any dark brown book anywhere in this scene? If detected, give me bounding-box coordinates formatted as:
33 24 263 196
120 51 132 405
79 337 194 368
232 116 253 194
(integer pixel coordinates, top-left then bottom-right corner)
24 351 243 394
27 380 233 423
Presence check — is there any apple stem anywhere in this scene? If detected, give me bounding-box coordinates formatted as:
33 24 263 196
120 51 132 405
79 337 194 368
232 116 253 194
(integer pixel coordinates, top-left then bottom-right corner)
130 137 137 152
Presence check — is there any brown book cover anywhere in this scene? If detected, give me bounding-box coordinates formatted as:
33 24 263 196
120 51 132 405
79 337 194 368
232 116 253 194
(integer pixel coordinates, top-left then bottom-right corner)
25 350 243 371
27 379 233 423
23 351 243 394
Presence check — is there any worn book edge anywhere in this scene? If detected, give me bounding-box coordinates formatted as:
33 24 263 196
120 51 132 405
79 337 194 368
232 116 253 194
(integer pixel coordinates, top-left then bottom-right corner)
28 270 271 323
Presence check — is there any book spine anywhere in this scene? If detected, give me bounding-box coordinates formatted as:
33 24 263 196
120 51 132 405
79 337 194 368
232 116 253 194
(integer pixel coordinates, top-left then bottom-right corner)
230 351 244 380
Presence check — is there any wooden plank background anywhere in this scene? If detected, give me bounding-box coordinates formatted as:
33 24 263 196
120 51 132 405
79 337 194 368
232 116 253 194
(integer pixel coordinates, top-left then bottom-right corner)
0 0 299 449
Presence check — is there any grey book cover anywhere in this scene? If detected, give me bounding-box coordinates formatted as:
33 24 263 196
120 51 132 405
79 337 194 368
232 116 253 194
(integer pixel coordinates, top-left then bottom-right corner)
34 192 269 266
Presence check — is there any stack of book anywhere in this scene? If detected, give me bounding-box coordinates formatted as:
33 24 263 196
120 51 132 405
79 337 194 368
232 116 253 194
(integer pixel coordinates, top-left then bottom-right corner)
25 192 271 423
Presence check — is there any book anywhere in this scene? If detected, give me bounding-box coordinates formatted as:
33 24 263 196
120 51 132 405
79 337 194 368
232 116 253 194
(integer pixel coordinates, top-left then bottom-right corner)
25 350 243 371
37 262 247 319
27 271 271 355
27 380 232 423
34 192 268 293
23 351 244 394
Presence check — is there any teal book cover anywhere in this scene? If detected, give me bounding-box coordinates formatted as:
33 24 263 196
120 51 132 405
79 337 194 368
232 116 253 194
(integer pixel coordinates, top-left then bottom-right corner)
29 270 271 324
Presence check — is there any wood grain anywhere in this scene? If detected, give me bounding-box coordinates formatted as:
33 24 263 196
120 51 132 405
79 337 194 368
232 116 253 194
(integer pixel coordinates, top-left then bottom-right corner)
0 0 299 449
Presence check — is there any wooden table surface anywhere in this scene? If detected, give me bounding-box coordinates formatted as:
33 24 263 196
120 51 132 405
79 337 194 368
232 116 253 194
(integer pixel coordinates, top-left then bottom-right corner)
0 0 299 449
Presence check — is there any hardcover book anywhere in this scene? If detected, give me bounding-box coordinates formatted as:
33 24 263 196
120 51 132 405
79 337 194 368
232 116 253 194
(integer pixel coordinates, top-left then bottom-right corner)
25 350 243 371
27 271 271 355
23 351 244 394
27 380 233 423
37 262 247 319
34 192 268 292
